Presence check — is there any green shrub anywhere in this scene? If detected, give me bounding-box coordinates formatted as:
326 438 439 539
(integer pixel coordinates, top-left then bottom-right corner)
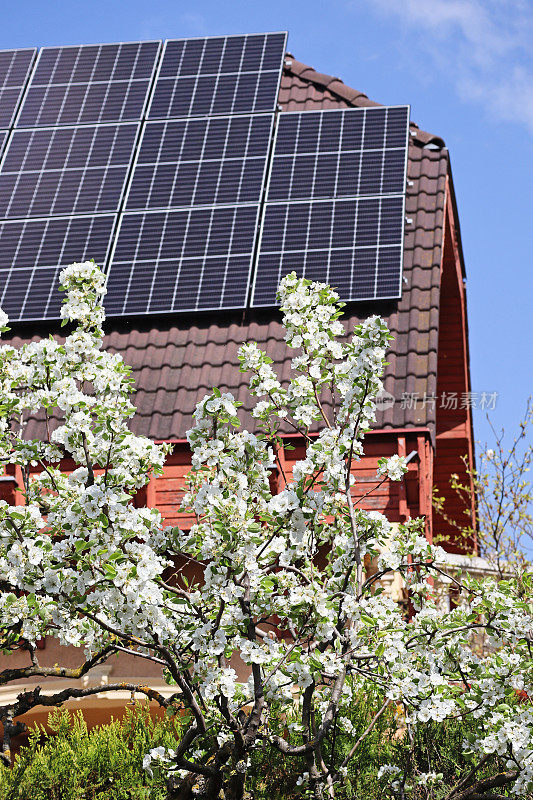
0 705 180 800
246 690 514 800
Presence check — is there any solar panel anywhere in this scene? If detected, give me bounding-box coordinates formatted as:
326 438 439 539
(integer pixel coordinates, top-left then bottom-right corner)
0 214 116 321
148 33 286 119
0 123 139 218
125 114 274 211
269 106 408 201
251 106 409 306
252 197 404 305
105 205 260 315
16 41 159 127
0 131 7 156
0 49 36 128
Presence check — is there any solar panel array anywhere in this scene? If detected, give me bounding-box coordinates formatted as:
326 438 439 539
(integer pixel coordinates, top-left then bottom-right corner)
0 41 163 321
0 34 410 323
105 111 275 317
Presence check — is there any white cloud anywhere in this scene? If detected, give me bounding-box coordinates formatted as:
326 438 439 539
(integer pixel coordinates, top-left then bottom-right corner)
360 0 533 131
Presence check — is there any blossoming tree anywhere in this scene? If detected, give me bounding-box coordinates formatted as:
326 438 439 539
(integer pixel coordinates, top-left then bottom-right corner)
0 264 532 800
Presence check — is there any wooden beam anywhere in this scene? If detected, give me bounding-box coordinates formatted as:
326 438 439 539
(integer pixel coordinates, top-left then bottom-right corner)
397 436 409 521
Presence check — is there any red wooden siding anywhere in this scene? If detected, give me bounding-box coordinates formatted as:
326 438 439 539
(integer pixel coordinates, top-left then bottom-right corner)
432 182 476 554
150 430 433 538
152 449 193 529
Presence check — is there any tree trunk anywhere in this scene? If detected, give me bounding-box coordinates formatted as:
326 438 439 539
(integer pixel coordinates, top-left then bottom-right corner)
167 764 248 800
167 771 223 800
222 767 246 800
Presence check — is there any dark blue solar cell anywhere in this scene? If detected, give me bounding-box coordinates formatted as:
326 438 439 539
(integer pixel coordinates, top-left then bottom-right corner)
341 113 364 151
319 113 341 151
296 113 321 151
253 195 404 306
288 154 316 197
149 32 286 118
106 205 259 314
126 115 273 211
359 150 385 195
314 154 339 197
336 151 361 196
355 198 381 247
352 248 378 299
0 124 137 218
191 76 219 115
363 108 387 149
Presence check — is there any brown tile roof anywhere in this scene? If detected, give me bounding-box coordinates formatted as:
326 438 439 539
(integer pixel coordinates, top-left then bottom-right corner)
7 55 450 445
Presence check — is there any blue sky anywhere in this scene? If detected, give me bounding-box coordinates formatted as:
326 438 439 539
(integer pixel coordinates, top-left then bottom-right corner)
1 0 532 451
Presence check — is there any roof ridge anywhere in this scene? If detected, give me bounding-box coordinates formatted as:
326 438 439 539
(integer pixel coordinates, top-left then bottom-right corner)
283 53 446 149
284 54 377 108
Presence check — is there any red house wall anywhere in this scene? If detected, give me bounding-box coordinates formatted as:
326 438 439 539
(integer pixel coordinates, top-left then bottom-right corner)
147 429 433 538
432 183 477 554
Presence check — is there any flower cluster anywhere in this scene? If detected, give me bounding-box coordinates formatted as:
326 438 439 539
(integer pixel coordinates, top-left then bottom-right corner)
377 453 408 481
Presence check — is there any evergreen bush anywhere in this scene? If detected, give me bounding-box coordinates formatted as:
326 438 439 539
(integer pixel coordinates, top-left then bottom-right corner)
0 705 180 800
